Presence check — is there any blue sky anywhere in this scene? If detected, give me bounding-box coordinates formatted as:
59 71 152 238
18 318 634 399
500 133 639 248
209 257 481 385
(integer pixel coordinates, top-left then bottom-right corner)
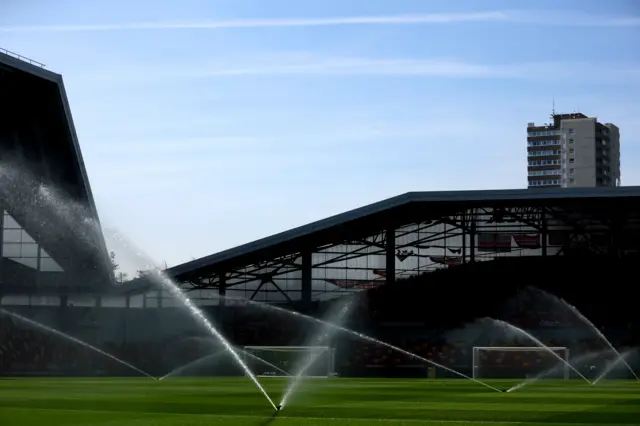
1 0 639 269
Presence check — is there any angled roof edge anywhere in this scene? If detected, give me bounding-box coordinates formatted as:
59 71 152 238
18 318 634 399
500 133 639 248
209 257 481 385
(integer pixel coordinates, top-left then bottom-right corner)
1 50 111 279
165 192 410 279
0 51 61 84
56 72 102 219
0 51 98 214
167 186 640 279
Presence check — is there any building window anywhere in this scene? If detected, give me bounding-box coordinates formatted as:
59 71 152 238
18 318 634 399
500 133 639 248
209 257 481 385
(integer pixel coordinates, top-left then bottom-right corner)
528 169 562 176
569 138 574 144
2 210 64 272
569 178 574 184
528 149 562 157
569 168 574 174
528 179 561 187
528 159 561 166
527 130 562 137
569 129 575 135
527 139 561 147
569 158 575 163
569 148 574 154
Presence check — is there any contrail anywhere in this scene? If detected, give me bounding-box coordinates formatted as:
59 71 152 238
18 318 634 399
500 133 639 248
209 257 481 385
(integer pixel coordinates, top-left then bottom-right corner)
0 10 637 33
0 12 510 32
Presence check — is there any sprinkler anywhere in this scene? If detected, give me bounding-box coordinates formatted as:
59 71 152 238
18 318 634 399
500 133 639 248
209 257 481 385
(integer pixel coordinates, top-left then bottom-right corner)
277 404 282 411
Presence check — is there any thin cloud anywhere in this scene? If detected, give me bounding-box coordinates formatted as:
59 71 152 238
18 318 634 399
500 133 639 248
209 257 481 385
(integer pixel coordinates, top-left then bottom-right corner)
198 58 518 78
75 58 521 83
0 10 638 33
506 10 640 27
100 57 637 83
88 137 258 155
0 12 508 32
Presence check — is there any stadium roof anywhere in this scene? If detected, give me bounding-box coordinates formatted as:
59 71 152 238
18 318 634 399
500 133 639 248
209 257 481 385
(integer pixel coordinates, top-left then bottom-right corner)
0 50 112 286
0 50 98 213
166 186 640 282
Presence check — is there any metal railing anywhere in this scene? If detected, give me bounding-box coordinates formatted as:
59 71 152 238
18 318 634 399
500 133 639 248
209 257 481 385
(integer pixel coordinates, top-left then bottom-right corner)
0 47 46 68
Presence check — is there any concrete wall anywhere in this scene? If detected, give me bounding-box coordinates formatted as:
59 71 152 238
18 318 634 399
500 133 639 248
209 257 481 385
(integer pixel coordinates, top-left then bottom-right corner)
606 123 621 185
562 118 597 187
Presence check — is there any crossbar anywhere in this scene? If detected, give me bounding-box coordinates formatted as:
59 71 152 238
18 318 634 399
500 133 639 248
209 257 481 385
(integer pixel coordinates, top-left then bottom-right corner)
474 346 567 352
245 346 330 351
472 346 570 380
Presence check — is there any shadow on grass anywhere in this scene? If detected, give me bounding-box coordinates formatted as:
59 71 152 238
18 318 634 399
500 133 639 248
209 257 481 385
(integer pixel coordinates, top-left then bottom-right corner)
257 410 279 426
539 405 640 424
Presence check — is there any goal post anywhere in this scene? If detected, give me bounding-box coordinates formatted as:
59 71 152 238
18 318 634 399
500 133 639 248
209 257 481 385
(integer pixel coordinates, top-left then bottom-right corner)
472 346 570 380
243 346 336 378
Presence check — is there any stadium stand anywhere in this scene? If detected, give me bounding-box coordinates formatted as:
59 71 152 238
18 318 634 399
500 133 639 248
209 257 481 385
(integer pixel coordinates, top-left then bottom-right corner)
1 50 639 381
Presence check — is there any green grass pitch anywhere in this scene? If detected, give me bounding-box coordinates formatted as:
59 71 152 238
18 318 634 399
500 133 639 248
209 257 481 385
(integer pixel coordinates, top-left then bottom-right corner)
0 377 638 425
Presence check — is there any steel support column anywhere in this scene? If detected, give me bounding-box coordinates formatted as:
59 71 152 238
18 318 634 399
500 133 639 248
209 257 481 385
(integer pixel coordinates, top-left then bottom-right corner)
469 217 476 263
123 294 130 344
610 215 622 258
462 216 467 264
541 213 548 257
301 251 312 310
218 272 226 320
219 272 227 300
59 294 68 332
0 205 3 286
385 228 396 286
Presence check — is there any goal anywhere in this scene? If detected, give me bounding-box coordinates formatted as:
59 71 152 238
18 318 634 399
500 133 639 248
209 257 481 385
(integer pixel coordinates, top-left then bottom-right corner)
472 346 570 380
243 346 336 378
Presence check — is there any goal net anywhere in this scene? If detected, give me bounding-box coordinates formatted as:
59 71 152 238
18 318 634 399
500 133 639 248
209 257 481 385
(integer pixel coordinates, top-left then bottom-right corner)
472 346 570 380
243 346 335 378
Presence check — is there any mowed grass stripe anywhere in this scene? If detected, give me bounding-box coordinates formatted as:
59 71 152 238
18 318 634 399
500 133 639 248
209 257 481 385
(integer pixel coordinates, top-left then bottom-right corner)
330 400 612 411
0 378 638 425
4 407 640 426
0 407 529 425
0 406 620 426
1 397 637 423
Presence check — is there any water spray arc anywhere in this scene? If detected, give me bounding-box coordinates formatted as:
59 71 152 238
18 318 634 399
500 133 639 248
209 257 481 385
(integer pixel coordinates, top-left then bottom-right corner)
489 318 591 384
0 309 156 380
243 349 293 377
160 351 225 381
593 350 634 385
0 162 112 277
217 295 502 393
529 286 639 381
147 270 278 411
1 166 278 410
507 350 608 393
279 298 353 409
103 231 278 410
160 347 291 381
